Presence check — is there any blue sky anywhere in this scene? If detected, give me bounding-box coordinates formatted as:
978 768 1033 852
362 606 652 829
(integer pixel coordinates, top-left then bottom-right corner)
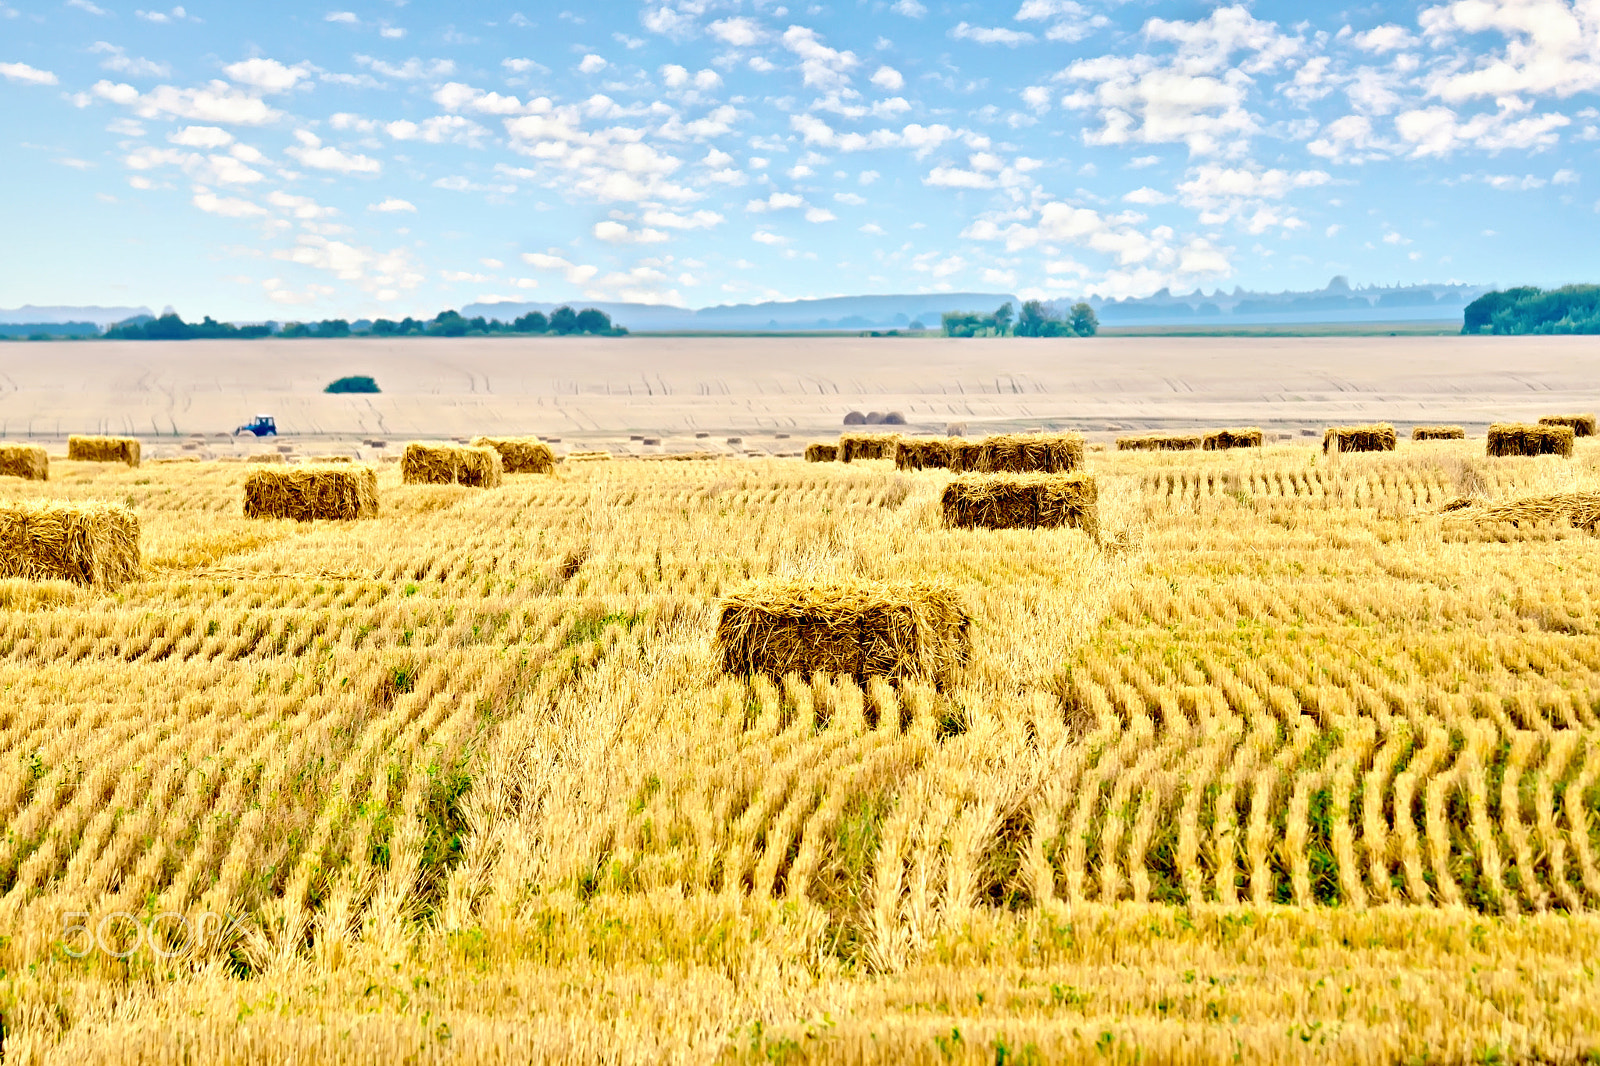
1 0 1597 319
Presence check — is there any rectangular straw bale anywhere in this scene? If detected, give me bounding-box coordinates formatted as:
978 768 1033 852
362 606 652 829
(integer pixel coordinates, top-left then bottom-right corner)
642 451 720 462
1116 433 1201 452
1487 422 1574 458
247 453 286 464
1412 425 1465 441
470 435 556 474
401 442 505 487
960 432 1084 474
716 578 971 688
805 442 838 463
947 439 985 472
941 472 1099 539
1203 427 1263 451
894 438 953 470
838 433 900 462
1538 413 1597 438
0 443 48 481
0 499 140 589
67 435 140 467
1322 423 1397 454
244 464 378 521
1446 491 1600 533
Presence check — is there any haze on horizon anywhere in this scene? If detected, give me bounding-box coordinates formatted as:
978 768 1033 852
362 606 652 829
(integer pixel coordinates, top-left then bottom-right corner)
1 0 1595 322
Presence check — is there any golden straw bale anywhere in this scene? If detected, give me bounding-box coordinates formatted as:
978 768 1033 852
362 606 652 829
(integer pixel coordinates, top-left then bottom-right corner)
1116 433 1201 452
954 433 1084 474
0 499 140 589
716 578 971 688
1444 492 1600 533
244 464 379 522
400 442 505 487
838 433 900 463
804 442 838 463
1412 425 1466 441
1538 413 1597 438
1323 423 1397 454
642 452 721 462
894 438 953 470
1486 422 1574 458
566 451 613 462
247 453 286 464
941 473 1099 539
67 435 140 467
0 443 49 481
470 435 556 474
1203 427 1263 451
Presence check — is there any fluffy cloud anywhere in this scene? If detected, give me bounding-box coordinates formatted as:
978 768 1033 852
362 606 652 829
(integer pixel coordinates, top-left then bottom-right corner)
0 62 58 85
1420 0 1600 101
223 58 312 93
286 130 382 174
870 65 905 91
782 25 858 90
192 187 265 217
1395 103 1569 157
520 250 600 284
951 23 1035 47
93 79 282 124
368 198 417 212
709 17 765 47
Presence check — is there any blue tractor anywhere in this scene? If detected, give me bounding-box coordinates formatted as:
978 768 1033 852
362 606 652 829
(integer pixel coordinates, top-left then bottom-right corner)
234 414 278 437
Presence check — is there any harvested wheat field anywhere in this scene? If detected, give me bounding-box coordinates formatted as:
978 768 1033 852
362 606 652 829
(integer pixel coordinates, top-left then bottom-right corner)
0 435 1599 1063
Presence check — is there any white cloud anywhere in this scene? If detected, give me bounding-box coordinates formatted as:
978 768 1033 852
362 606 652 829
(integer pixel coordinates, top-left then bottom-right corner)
578 54 607 74
520 250 599 284
433 82 527 114
1349 24 1416 53
871 65 904 91
782 25 858 90
751 229 786 244
833 192 866 205
385 115 487 145
1554 168 1579 184
1123 186 1170 204
709 16 765 47
593 220 670 243
94 79 282 124
951 23 1035 46
224 58 312 93
168 124 234 148
286 130 382 173
89 43 171 79
192 187 265 217
369 198 416 212
326 11 358 23
891 0 926 16
136 6 194 23
355 55 455 80
1421 0 1600 101
925 166 996 189
268 190 338 219
1395 103 1569 158
66 0 111 13
859 222 886 234
0 62 58 86
747 191 805 211
804 206 836 222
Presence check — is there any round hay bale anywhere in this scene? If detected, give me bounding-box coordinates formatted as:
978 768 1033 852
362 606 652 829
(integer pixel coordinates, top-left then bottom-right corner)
716 578 971 688
843 411 867 426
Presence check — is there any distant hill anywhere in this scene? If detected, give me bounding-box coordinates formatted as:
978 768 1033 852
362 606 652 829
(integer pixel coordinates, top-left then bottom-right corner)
0 305 153 327
1069 277 1490 328
461 293 1019 333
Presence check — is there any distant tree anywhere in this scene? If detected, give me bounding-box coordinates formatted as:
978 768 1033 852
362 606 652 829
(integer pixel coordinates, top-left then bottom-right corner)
428 310 469 337
993 301 1015 336
1015 300 1051 337
370 319 399 336
908 319 926 331
317 319 351 338
513 311 549 333
1462 286 1543 334
575 307 612 334
549 306 579 335
278 322 313 338
325 375 380 394
1069 302 1099 337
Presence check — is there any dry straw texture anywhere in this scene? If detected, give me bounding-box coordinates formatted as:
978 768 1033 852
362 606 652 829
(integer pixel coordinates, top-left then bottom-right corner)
894 438 953 470
1486 422 1574 458
401 442 505 487
0 499 139 588
1203 427 1264 450
1413 425 1466 440
716 577 971 688
0 443 49 481
1323 423 1397 453
941 472 1100 538
952 432 1085 473
1449 491 1600 532
804 442 838 462
838 433 900 462
1538 413 1597 437
1117 433 1202 452
244 465 379 522
641 451 721 462
67 435 140 467
247 453 287 465
470 436 556 474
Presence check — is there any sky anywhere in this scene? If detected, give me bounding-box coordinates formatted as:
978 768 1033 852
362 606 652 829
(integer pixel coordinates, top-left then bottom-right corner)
1 0 1597 320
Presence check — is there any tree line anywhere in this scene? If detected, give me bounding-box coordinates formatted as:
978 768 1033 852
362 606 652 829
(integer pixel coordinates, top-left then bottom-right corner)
1463 285 1600 334
941 300 1098 338
100 306 626 340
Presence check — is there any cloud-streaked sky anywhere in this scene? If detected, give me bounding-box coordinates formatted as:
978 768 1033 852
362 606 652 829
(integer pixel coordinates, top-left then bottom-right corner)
2 0 1597 319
